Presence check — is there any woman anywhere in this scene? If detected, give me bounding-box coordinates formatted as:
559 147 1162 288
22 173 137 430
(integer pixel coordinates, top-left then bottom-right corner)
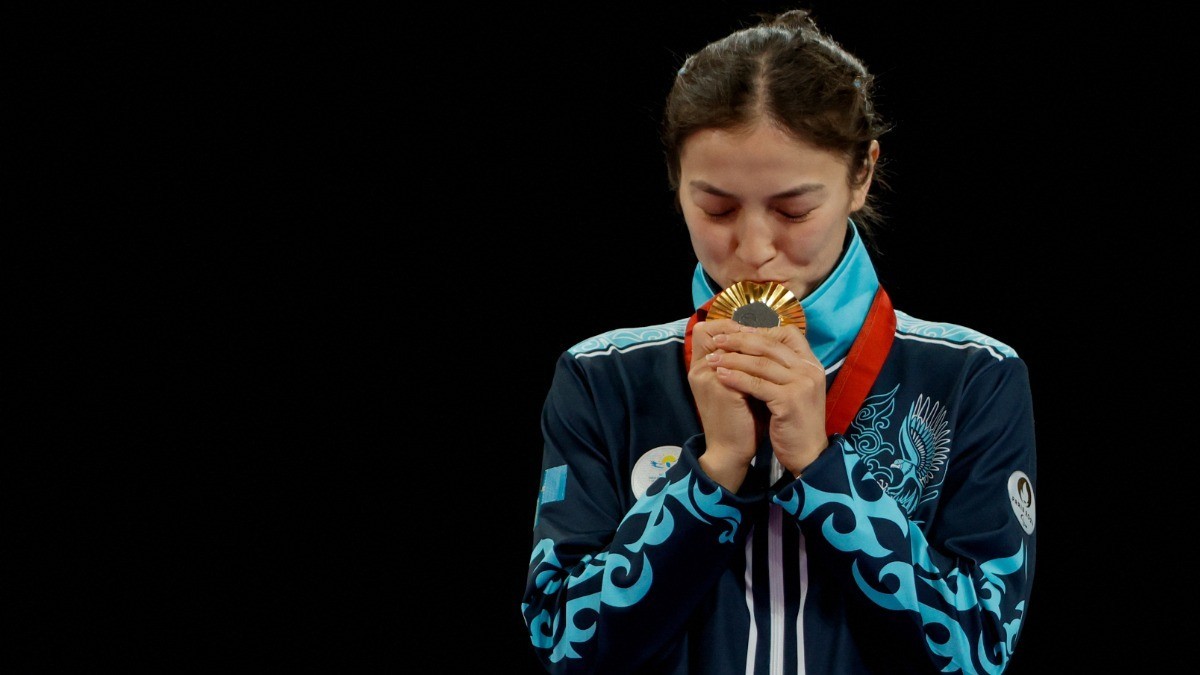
522 8 1036 674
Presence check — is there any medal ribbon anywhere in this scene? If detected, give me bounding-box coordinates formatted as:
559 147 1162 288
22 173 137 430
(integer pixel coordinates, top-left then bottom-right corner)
683 287 895 436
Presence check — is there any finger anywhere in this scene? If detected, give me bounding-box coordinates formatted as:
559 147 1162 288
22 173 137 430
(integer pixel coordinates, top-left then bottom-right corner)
717 356 827 403
713 328 828 383
795 359 828 376
707 349 794 385
768 325 824 370
691 319 750 366
699 319 746 337
715 365 791 401
713 328 812 370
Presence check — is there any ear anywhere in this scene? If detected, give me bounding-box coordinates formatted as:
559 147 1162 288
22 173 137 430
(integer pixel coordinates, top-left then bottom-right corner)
849 140 881 212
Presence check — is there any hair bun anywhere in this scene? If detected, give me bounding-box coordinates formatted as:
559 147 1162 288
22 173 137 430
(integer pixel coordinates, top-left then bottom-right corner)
760 9 817 31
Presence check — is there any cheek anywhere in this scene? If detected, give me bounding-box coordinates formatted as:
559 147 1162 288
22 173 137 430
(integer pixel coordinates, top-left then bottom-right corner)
684 219 731 258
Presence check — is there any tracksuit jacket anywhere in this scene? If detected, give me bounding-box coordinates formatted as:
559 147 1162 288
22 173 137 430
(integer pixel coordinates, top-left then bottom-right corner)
522 222 1037 674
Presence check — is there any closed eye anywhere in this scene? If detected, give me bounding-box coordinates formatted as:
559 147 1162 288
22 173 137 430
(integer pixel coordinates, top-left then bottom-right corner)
779 209 813 222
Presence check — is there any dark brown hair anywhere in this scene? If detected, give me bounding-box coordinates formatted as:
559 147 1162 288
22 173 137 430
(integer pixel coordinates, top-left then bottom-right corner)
663 8 892 238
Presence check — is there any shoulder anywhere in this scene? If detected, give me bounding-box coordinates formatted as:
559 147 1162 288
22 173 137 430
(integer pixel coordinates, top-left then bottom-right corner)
892 309 1019 361
566 318 690 359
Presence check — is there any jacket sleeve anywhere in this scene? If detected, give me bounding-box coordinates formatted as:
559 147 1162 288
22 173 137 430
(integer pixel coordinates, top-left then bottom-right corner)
521 352 765 674
772 355 1037 674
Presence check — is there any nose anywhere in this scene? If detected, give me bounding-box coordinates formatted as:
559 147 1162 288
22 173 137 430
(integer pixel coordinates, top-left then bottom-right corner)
734 210 777 268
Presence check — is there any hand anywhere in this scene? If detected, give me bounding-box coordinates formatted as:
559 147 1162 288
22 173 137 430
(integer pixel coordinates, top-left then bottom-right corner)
699 322 828 478
688 319 762 491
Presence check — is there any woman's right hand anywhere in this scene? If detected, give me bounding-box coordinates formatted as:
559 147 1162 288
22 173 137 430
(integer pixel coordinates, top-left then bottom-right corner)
688 319 762 491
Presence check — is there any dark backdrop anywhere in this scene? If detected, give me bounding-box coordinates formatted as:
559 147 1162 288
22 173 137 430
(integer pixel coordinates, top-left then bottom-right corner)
422 3 1179 672
36 1 1184 671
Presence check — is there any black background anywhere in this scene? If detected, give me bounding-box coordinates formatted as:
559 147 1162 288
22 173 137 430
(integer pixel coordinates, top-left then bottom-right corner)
27 0 1186 671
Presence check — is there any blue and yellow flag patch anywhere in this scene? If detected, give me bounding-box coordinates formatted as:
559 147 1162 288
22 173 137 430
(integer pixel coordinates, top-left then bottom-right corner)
534 465 567 526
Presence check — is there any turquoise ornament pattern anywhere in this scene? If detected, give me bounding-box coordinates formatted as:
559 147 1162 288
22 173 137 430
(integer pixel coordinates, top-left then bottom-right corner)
847 384 950 516
895 311 1016 359
524 468 742 664
775 440 1027 673
568 319 688 357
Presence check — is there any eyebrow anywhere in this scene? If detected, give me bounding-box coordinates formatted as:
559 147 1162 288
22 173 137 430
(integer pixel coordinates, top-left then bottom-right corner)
688 180 825 199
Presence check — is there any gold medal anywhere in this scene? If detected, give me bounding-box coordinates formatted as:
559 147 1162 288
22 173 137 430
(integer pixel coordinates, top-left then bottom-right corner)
706 281 806 332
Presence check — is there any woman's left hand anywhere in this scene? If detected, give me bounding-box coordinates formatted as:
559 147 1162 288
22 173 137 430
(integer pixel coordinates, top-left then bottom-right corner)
705 324 829 476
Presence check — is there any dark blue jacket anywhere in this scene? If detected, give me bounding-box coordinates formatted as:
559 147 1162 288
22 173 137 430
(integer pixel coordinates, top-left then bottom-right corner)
522 224 1037 674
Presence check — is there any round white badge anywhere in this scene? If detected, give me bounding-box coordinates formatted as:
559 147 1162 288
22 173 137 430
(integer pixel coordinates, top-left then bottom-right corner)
631 446 683 499
1007 471 1036 535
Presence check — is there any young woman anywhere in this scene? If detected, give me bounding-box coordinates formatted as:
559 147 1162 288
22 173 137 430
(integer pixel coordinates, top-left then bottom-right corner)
522 8 1036 674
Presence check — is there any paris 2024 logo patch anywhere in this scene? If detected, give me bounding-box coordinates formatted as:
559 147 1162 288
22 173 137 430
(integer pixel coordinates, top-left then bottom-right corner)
1007 470 1036 535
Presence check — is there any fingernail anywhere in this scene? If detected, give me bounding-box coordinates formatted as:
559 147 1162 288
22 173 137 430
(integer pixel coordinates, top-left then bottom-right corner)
706 353 719 362
713 334 727 344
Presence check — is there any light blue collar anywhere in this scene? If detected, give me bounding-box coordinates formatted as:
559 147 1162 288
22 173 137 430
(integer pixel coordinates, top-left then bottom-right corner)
690 220 880 366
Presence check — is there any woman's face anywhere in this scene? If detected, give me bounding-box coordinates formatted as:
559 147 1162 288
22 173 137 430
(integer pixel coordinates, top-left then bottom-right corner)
679 122 877 300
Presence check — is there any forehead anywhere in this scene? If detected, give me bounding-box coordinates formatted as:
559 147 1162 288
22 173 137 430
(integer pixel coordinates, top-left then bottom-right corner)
679 123 849 188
